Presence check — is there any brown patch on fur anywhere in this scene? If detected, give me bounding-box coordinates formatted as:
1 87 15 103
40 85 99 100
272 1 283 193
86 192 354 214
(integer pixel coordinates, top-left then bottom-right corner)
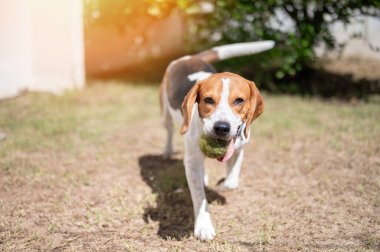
180 82 200 134
196 77 223 118
244 80 264 137
227 76 252 121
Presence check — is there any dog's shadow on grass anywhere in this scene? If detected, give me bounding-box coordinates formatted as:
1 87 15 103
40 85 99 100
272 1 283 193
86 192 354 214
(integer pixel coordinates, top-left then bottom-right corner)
138 154 226 240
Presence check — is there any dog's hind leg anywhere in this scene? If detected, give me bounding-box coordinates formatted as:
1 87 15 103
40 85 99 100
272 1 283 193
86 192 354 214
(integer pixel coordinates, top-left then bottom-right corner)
223 149 244 189
162 106 174 159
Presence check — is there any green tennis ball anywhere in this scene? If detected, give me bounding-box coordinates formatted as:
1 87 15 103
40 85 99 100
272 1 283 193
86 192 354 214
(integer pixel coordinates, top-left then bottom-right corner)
199 134 229 158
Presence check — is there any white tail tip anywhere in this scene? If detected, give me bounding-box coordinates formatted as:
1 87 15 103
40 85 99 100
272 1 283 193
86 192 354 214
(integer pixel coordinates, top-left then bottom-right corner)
213 40 275 60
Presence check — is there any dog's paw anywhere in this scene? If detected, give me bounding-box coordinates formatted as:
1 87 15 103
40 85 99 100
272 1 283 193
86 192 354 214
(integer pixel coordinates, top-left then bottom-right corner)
194 212 216 241
216 177 239 190
222 179 239 189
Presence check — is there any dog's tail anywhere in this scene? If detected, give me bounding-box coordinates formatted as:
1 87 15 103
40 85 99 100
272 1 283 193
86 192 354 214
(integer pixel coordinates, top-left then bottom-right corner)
194 40 275 63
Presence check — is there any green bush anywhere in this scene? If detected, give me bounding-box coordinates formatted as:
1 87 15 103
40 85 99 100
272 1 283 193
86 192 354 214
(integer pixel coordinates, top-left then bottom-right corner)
184 0 380 93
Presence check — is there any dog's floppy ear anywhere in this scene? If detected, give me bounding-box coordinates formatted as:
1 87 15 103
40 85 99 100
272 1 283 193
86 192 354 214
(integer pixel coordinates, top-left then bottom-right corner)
180 81 201 134
244 81 264 138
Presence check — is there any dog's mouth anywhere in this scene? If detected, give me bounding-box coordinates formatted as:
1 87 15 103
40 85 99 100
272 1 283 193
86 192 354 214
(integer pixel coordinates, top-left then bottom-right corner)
216 138 235 162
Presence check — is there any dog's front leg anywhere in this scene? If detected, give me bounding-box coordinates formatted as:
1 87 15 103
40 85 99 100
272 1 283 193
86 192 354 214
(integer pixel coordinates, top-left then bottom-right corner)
224 148 244 189
184 136 215 241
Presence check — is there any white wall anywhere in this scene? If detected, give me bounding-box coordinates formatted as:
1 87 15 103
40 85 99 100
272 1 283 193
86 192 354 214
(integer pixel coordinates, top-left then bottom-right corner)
269 9 380 61
327 16 380 61
0 0 85 100
0 0 31 99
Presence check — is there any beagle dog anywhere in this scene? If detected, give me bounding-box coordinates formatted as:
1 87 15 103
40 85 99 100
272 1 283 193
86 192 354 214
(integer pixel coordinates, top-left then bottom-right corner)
160 41 274 241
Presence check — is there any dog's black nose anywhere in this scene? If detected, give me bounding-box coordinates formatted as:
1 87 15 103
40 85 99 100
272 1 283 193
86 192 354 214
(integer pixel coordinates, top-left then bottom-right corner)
213 121 230 136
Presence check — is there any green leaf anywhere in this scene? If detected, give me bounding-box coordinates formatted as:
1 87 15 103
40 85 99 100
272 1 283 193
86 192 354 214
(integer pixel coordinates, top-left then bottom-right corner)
275 70 285 79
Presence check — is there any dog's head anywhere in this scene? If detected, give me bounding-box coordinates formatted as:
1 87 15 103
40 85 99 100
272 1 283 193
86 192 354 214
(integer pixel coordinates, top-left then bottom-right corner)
180 72 264 140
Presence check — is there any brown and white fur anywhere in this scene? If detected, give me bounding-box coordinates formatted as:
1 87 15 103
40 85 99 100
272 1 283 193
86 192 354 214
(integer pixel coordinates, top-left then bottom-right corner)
160 41 274 241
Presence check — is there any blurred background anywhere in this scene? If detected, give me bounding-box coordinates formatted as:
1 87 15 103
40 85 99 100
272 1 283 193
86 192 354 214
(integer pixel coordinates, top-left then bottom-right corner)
1 0 380 99
1 1 380 250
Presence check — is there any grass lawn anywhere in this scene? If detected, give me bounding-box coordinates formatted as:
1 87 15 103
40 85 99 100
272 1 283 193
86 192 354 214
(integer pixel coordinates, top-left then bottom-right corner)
0 82 379 251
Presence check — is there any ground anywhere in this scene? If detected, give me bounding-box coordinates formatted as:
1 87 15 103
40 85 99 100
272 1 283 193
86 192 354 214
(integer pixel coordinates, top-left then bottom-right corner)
0 82 379 251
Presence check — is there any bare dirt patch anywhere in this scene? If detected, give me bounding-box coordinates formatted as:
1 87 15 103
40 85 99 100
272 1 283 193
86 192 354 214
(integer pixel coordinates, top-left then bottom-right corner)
0 83 379 251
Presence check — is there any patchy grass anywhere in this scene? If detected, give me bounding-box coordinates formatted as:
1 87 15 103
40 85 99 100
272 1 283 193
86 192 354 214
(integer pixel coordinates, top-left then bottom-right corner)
0 81 379 251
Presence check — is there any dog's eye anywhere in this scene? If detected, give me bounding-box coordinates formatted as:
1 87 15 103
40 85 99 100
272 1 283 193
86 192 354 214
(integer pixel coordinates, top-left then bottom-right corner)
204 97 215 105
233 98 244 105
